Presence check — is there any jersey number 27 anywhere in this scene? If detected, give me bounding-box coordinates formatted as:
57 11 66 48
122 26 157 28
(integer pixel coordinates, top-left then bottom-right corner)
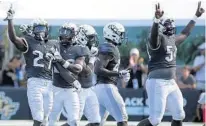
33 50 44 67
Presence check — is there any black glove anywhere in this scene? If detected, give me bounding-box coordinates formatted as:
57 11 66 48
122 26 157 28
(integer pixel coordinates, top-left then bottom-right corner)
155 3 164 19
195 1 205 17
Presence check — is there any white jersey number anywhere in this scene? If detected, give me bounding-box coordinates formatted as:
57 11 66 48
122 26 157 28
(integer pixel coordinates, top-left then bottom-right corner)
113 59 120 72
165 46 177 62
33 50 44 67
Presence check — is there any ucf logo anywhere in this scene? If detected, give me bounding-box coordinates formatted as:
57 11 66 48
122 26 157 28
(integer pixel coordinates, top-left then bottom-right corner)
0 92 20 120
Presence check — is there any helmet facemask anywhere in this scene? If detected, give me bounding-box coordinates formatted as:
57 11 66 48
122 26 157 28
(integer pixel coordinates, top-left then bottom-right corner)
33 25 48 41
86 34 99 49
59 27 75 45
159 19 176 36
76 25 98 47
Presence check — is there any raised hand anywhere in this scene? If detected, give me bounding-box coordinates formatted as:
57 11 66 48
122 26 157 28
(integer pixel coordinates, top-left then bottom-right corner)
4 4 15 21
155 3 164 19
195 1 205 17
119 70 130 82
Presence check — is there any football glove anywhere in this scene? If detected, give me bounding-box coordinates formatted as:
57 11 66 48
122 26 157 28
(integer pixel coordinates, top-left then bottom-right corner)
155 3 164 19
49 47 64 62
119 70 130 83
195 1 205 18
73 80 82 92
90 46 98 57
4 5 15 21
89 57 96 65
44 52 55 61
53 50 63 61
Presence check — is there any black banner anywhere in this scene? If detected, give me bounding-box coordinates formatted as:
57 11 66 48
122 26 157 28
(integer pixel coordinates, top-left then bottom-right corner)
0 87 201 122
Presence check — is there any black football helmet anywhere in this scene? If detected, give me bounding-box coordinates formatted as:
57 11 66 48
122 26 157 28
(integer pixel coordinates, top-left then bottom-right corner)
31 18 49 41
159 18 176 36
59 23 78 45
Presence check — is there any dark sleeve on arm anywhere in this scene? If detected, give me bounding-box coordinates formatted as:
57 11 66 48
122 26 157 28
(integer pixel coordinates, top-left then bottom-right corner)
149 22 159 49
94 54 119 77
54 62 76 84
175 20 195 46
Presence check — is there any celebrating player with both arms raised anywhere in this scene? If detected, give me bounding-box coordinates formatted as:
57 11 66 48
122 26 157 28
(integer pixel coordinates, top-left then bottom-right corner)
137 1 204 126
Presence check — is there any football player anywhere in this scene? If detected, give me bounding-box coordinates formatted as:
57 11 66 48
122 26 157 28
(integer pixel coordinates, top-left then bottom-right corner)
76 24 101 126
48 22 86 126
94 22 130 126
5 8 58 126
137 2 205 126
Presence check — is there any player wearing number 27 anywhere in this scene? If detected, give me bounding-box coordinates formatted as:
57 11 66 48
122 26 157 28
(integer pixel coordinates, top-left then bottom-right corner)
137 2 205 126
5 8 58 126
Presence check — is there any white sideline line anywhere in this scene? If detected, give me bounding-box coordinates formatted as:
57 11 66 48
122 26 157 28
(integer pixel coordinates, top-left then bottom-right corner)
0 120 204 126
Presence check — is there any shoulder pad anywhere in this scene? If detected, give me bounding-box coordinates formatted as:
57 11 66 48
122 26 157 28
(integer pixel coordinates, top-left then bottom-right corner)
99 43 115 54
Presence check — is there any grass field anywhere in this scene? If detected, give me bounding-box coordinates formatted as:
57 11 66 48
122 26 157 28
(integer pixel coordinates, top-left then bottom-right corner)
0 120 204 126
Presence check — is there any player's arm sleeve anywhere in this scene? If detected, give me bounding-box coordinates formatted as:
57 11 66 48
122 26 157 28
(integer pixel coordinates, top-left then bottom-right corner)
148 22 160 49
94 54 119 77
8 20 28 53
175 20 196 46
54 62 76 83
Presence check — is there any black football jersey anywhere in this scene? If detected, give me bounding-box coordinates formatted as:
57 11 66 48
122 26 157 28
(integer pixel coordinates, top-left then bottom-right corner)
78 46 93 88
96 42 120 84
53 44 88 88
147 33 177 79
23 36 58 80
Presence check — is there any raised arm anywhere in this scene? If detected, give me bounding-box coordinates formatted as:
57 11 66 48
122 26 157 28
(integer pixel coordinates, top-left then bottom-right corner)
6 7 28 52
149 3 164 49
175 1 205 46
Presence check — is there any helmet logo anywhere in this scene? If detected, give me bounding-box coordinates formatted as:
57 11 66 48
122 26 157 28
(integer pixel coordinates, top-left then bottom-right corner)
108 24 118 33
